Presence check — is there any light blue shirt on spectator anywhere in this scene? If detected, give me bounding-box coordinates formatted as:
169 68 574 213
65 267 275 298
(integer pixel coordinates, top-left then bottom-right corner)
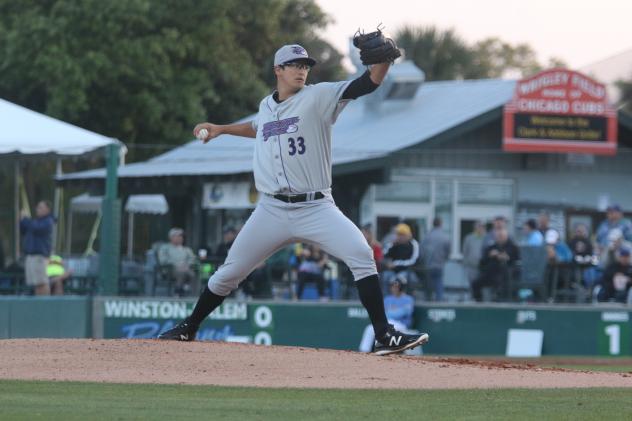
596 218 632 248
524 231 544 246
384 294 414 328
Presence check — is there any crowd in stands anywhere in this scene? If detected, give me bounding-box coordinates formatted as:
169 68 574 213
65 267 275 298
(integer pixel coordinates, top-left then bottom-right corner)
2 198 632 306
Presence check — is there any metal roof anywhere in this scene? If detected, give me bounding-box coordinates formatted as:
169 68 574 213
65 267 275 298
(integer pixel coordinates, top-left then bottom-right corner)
59 77 516 181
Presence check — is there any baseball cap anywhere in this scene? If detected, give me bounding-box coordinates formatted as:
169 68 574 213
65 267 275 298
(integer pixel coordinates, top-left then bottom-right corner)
168 227 184 238
395 223 412 236
607 204 622 212
274 44 316 67
619 247 631 257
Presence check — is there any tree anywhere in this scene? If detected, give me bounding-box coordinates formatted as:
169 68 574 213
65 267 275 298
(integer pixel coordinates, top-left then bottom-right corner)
0 0 343 161
395 25 473 81
395 25 567 81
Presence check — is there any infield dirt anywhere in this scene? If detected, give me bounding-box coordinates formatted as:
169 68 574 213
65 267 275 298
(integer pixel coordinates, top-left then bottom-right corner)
1 339 631 389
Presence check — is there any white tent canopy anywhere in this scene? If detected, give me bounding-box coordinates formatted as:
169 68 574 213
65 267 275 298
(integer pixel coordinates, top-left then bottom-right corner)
70 193 168 215
68 194 168 258
0 98 119 155
0 97 122 261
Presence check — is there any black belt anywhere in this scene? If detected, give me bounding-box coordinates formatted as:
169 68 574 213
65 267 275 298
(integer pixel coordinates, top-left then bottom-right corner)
272 192 325 203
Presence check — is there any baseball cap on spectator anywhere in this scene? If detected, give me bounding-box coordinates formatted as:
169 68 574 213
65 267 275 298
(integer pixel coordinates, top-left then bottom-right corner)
545 230 559 245
274 44 316 66
618 247 631 257
607 204 622 212
395 223 412 236
168 228 184 238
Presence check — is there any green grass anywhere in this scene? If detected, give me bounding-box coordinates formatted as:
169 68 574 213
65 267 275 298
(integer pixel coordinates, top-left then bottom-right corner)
1 380 632 420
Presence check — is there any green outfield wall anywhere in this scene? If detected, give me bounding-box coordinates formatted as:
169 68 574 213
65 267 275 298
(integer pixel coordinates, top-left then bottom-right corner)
93 297 631 357
1 296 630 356
0 296 91 339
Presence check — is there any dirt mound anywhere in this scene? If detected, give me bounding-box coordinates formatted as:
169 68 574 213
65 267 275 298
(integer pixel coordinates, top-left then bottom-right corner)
0 339 630 389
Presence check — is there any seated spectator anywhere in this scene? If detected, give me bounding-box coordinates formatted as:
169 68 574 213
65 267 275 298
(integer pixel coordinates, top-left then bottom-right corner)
46 255 72 295
472 227 519 302
158 228 198 296
597 247 632 303
214 226 237 260
481 216 508 252
359 278 415 352
295 244 329 300
361 224 383 270
568 224 597 289
521 219 544 246
569 224 594 264
382 223 420 292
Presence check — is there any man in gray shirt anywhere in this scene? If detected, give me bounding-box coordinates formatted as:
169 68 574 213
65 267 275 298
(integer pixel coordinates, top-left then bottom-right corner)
421 217 451 301
462 221 485 288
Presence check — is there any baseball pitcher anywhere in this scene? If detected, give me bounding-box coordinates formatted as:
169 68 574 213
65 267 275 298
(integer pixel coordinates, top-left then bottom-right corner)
159 29 429 355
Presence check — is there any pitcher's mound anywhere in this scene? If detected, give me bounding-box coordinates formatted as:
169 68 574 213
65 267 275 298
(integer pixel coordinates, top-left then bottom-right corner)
0 339 630 389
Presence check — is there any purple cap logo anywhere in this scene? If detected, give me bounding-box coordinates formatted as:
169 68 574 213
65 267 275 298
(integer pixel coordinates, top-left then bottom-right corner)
291 46 307 56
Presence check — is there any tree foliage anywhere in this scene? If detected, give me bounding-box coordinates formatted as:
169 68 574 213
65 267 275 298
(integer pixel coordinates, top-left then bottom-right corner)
395 25 567 81
0 0 342 160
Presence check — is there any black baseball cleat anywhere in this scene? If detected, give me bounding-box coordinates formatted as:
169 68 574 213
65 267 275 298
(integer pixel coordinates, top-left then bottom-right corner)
157 319 198 341
373 326 429 356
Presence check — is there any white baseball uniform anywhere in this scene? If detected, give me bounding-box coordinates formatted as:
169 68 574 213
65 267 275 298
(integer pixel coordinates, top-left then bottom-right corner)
208 81 377 296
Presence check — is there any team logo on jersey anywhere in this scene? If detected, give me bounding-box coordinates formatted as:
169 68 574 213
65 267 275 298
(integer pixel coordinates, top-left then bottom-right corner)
262 117 300 141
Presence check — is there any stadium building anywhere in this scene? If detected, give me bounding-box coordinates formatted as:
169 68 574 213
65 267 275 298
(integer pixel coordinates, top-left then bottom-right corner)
59 63 632 261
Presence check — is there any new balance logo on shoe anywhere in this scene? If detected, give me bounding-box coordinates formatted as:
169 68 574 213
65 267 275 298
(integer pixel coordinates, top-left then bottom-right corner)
389 336 402 347
180 334 189 341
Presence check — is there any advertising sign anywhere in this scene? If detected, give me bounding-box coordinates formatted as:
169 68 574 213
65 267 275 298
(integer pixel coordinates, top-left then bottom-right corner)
503 69 617 155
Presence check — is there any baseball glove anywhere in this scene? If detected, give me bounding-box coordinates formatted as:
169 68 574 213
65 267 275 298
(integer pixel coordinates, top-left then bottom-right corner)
353 27 401 65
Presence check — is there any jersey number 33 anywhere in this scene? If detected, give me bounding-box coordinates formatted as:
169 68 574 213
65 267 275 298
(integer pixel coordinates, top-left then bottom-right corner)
288 137 306 156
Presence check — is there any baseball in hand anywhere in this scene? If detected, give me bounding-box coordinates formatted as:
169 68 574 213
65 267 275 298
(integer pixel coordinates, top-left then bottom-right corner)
197 128 209 140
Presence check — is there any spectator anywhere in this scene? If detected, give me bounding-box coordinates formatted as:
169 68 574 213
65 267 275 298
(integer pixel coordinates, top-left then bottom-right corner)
20 200 54 295
596 205 632 247
158 228 198 296
544 230 573 264
462 221 486 287
481 216 508 252
597 247 632 303
521 219 544 246
214 226 237 260
538 211 559 242
359 278 415 352
472 227 519 302
295 244 329 300
46 255 72 295
421 217 451 301
361 224 383 269
568 223 597 289
596 205 632 267
382 223 420 292
569 224 594 264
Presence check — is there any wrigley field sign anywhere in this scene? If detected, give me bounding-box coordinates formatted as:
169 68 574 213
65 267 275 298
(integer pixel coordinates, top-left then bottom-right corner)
503 69 617 155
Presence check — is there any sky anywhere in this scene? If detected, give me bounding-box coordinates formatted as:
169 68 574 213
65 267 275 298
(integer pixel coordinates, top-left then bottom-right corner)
316 0 632 69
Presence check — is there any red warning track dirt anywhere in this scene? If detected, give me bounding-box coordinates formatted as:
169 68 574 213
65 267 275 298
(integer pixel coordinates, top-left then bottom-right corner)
0 339 630 389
